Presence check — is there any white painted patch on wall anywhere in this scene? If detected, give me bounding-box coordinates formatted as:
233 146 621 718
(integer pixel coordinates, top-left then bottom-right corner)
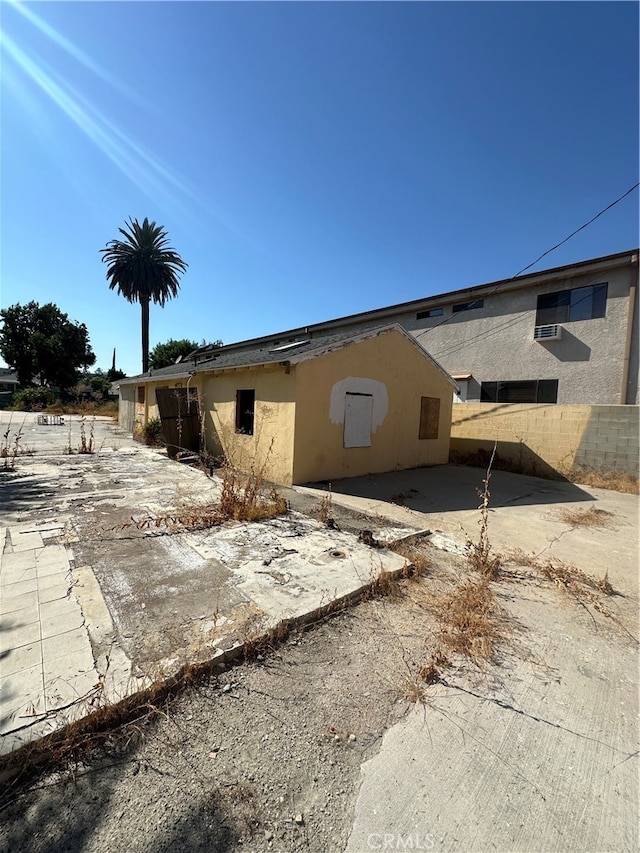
329 378 388 430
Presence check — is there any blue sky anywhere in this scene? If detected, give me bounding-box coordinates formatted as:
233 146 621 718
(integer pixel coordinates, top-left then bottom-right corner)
1 1 638 377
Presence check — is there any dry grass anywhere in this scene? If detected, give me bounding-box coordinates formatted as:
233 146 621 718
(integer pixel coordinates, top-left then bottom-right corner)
399 573 505 694
43 400 119 418
389 539 431 579
109 463 288 537
388 488 418 505
555 506 615 529
437 577 503 664
218 464 288 522
504 549 615 616
561 465 638 495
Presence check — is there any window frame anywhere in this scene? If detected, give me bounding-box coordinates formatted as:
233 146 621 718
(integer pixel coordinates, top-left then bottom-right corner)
235 389 256 435
416 308 443 319
480 379 558 404
536 283 608 326
452 299 484 313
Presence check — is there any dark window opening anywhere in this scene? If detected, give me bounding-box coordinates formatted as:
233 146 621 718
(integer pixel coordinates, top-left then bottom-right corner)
235 389 255 435
480 380 558 404
416 308 443 319
419 396 440 439
452 299 484 313
536 283 607 325
137 386 145 404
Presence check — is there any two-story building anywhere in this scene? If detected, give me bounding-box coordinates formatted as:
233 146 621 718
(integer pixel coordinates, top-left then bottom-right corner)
195 249 636 406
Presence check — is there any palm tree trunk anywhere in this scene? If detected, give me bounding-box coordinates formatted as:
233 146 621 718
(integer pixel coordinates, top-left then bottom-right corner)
141 296 150 373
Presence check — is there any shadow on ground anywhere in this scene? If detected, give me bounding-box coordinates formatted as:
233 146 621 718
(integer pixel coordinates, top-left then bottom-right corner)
306 463 594 514
0 471 59 519
0 733 235 853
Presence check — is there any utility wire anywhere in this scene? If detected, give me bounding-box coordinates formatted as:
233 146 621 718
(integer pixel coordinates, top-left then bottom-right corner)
421 182 639 338
427 271 609 362
512 182 639 279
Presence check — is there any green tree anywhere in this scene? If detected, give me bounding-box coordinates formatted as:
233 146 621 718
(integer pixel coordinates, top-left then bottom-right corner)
100 217 188 374
89 374 112 399
149 337 222 370
0 302 96 389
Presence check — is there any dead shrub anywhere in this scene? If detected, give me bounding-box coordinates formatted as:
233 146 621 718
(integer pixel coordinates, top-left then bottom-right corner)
561 465 639 495
438 577 502 664
555 506 615 529
218 463 287 522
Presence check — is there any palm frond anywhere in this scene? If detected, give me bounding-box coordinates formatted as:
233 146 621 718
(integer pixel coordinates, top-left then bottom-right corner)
100 217 188 305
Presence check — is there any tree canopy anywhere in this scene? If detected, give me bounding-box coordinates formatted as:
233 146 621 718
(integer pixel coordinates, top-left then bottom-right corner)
100 218 188 374
0 302 96 389
149 338 222 370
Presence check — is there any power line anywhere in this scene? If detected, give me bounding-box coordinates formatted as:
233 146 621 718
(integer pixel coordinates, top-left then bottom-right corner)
426 271 610 362
421 182 639 339
512 183 640 279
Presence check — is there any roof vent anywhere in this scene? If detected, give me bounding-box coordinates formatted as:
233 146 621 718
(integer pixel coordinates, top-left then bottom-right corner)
534 324 562 341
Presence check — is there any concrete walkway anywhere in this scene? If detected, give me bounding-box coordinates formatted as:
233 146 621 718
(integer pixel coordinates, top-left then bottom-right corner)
0 417 409 758
0 524 99 755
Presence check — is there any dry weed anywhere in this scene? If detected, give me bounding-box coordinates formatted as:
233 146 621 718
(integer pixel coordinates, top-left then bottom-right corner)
317 485 333 524
555 506 615 529
562 465 639 495
438 577 503 664
389 540 431 578
467 441 501 578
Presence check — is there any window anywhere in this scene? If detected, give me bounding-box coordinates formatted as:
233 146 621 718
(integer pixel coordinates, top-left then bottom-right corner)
416 308 443 319
536 283 607 325
344 393 373 448
418 397 440 439
480 380 558 404
452 299 484 313
235 389 255 434
137 386 145 404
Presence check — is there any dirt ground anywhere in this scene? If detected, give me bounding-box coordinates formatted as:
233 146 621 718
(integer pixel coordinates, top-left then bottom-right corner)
0 533 637 853
0 558 444 853
0 416 637 851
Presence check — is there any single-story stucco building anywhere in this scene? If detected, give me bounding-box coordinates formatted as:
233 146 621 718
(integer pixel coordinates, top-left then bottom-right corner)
118 324 458 486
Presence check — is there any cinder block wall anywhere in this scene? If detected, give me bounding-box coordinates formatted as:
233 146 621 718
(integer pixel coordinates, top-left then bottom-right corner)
450 403 639 476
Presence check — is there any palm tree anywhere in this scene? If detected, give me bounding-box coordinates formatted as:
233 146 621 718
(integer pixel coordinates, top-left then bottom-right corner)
101 217 188 374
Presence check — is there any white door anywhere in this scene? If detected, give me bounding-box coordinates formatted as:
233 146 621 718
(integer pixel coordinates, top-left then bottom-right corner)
454 380 468 403
344 393 373 448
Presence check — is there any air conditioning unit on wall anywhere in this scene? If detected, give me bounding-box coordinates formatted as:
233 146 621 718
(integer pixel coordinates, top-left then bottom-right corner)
534 324 562 341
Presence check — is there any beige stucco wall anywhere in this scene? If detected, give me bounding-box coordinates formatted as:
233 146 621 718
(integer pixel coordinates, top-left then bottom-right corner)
118 384 136 433
201 365 297 486
291 330 453 484
451 402 639 475
130 377 201 429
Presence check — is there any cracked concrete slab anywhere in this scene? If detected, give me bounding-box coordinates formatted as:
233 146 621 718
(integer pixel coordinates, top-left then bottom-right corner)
0 417 407 757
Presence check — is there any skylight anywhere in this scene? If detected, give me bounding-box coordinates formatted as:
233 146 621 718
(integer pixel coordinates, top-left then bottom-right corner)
268 340 311 353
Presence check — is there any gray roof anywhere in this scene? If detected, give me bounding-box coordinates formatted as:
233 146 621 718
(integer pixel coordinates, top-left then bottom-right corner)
187 248 638 360
119 324 458 389
0 368 18 382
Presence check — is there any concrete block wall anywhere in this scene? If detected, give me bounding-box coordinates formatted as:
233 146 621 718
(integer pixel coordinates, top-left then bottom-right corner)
450 403 639 476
